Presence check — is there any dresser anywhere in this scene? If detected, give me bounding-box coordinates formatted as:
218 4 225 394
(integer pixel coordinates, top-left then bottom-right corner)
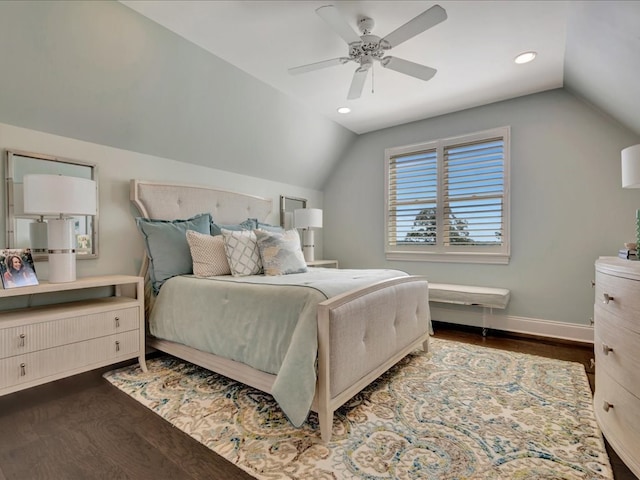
0 275 146 397
593 257 640 477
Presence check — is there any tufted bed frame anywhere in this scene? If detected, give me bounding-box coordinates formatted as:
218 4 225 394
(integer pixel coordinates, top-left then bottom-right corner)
130 179 430 442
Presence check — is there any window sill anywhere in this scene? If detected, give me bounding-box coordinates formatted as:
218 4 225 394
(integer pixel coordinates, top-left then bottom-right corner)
385 251 510 265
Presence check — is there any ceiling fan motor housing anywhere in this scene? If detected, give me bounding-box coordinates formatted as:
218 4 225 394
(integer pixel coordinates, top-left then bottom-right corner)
349 34 385 63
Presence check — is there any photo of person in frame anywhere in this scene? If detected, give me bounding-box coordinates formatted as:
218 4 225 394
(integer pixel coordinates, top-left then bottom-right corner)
0 249 39 288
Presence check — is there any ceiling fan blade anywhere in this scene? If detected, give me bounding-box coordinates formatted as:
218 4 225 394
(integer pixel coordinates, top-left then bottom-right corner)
316 5 362 45
381 56 437 82
381 4 447 48
288 57 350 75
347 67 369 100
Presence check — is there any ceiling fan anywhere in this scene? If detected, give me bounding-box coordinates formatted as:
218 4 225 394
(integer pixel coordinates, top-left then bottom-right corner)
288 4 447 100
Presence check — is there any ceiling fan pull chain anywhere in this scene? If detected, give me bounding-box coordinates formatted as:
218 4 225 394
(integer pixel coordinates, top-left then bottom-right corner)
371 63 375 94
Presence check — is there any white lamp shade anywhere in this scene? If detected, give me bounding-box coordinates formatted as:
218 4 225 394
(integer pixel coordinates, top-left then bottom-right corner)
23 174 97 216
622 144 640 188
294 208 323 229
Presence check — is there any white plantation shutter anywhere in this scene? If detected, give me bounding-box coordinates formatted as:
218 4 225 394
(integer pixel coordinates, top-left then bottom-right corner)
443 138 505 246
387 148 437 245
385 127 510 264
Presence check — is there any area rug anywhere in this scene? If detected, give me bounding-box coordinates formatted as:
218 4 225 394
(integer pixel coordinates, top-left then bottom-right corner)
103 338 613 479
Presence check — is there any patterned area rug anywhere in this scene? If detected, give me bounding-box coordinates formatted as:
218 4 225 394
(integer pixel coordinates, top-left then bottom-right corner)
103 338 612 479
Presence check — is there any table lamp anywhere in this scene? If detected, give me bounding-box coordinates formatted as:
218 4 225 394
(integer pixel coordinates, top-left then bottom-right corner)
621 144 640 249
294 208 323 262
23 174 97 283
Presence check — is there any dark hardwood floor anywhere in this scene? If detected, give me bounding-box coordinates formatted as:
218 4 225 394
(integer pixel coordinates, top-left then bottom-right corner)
0 323 636 480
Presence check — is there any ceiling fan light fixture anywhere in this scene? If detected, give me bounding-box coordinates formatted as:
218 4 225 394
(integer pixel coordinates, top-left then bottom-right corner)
337 107 351 114
514 51 537 64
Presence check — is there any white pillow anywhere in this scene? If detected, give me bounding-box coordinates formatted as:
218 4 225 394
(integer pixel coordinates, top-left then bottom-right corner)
221 228 262 276
186 230 231 277
255 229 307 276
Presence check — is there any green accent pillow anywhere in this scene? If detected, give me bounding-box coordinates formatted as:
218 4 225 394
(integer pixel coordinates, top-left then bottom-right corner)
211 218 257 236
255 220 285 234
136 213 211 294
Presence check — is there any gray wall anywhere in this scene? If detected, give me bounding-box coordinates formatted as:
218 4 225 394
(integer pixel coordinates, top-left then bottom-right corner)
323 89 640 327
0 1 355 191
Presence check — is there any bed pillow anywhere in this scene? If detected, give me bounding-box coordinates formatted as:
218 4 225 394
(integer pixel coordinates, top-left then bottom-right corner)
221 228 262 276
136 213 212 293
186 229 231 277
211 218 257 236
255 229 308 276
249 218 285 234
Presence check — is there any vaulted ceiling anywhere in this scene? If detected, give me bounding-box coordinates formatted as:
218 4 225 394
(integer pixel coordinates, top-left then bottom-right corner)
121 1 640 137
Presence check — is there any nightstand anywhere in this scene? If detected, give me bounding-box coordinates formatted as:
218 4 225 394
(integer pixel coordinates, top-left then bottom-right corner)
0 275 146 397
307 259 339 268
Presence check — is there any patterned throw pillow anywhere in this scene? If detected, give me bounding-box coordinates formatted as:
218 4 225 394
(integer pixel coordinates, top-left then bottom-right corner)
186 230 231 277
221 228 262 276
255 229 308 276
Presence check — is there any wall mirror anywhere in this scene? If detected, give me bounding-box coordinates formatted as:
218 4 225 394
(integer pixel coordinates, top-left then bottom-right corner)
280 195 307 229
5 150 99 261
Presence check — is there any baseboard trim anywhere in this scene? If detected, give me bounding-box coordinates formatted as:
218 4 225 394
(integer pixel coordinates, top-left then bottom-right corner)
430 305 594 344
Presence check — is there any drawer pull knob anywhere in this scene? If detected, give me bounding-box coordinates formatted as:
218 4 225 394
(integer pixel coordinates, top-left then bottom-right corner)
602 344 614 355
115 340 120 352
589 358 595 369
115 316 120 328
603 401 614 412
20 363 26 376
591 280 595 287
602 293 614 304
589 317 594 326
18 333 25 347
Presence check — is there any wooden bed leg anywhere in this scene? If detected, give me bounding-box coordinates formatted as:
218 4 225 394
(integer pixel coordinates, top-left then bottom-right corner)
318 409 333 443
422 338 429 352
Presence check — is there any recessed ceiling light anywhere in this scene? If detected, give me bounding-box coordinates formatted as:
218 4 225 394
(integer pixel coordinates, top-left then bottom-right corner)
514 51 537 64
337 107 351 114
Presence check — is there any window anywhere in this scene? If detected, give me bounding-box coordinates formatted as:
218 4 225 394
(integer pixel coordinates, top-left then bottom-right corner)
385 126 510 264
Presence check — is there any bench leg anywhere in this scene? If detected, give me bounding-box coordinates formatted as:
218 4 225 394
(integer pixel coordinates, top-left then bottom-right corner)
482 307 493 337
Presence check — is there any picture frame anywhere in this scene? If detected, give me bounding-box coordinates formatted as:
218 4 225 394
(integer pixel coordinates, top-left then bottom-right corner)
76 234 92 254
0 248 39 288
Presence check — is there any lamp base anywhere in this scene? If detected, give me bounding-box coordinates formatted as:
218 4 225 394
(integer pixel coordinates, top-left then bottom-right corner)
302 229 315 262
48 253 76 283
29 219 48 255
47 218 77 283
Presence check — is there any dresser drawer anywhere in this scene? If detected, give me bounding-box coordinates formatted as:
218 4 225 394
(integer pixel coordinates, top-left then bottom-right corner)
595 270 640 334
594 369 640 475
594 305 640 399
0 329 139 392
0 306 139 359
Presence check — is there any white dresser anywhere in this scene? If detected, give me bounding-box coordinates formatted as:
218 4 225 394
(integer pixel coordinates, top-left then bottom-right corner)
593 257 640 477
0 275 146 396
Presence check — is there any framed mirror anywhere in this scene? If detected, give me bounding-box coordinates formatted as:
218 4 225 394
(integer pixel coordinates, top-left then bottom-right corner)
5 150 99 261
280 195 307 229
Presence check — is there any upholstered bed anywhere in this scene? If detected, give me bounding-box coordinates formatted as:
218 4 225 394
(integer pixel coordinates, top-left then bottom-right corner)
130 179 431 442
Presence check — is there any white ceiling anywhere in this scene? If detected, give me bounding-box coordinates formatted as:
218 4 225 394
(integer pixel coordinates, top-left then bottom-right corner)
120 1 640 136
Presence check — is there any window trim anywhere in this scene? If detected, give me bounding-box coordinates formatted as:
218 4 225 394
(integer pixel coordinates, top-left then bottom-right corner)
384 126 510 264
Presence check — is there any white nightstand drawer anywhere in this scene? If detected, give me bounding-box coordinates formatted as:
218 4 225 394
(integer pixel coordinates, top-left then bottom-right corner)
0 306 139 359
307 260 339 268
0 329 139 393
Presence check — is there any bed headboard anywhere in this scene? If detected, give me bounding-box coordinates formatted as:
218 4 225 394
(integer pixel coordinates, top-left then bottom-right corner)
130 179 273 223
130 180 274 316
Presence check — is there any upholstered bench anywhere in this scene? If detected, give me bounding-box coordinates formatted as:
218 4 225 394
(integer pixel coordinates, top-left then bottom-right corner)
429 283 511 336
